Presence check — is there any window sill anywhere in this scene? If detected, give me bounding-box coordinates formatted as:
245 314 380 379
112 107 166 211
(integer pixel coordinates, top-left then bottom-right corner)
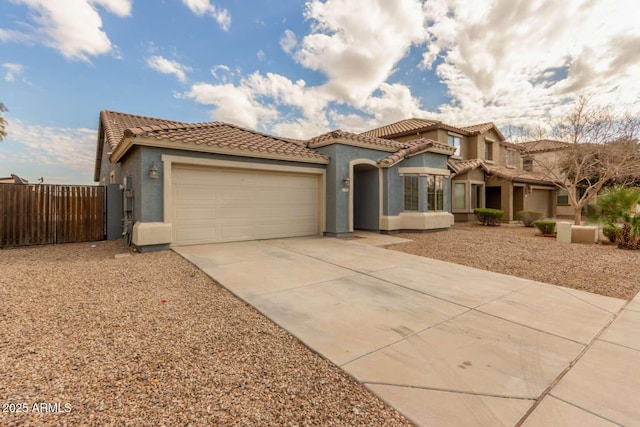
485 160 495 164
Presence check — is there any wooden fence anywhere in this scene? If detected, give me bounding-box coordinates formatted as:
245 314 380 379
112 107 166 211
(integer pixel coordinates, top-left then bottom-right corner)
0 184 105 247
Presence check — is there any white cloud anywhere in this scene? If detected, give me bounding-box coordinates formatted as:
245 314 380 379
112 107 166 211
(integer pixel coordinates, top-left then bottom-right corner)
146 55 192 83
184 82 279 129
293 0 426 104
182 0 231 31
0 119 97 184
422 0 640 127
280 29 297 54
0 0 132 61
3 63 24 82
257 50 265 62
183 0 640 139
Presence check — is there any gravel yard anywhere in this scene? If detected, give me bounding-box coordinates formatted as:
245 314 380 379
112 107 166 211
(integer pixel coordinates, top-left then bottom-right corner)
391 223 640 300
0 241 411 427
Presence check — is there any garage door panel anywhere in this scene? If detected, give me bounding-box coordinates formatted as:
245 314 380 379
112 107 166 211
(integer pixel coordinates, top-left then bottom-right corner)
174 225 219 244
255 220 317 237
172 165 320 245
175 207 217 222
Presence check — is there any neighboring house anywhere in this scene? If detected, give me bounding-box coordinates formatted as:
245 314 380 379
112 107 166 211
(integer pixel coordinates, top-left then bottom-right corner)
94 111 455 251
517 139 576 218
0 174 28 184
361 119 558 222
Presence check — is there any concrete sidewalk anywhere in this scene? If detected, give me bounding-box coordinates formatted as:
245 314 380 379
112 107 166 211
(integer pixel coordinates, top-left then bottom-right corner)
175 236 639 426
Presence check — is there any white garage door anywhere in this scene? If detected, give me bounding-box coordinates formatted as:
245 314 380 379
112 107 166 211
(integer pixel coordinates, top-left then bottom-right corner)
171 165 320 245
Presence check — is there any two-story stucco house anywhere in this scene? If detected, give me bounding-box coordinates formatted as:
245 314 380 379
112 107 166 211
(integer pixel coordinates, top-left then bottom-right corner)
361 118 558 222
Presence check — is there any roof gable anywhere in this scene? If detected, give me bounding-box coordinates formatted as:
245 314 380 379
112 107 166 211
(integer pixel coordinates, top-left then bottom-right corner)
100 110 187 151
116 121 328 163
360 118 470 139
460 122 506 141
519 139 571 153
307 129 407 151
95 110 329 181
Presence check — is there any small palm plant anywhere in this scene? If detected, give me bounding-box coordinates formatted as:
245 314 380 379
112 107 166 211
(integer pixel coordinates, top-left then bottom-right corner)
588 186 640 249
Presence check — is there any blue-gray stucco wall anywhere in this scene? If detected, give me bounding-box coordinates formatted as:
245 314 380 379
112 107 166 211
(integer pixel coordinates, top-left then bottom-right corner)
384 152 451 216
106 146 325 224
315 144 390 235
315 144 452 235
99 141 451 236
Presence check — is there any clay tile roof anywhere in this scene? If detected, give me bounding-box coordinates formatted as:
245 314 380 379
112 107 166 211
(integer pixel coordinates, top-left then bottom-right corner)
460 122 506 141
519 139 571 153
460 122 494 134
378 138 454 168
125 121 328 162
307 129 407 151
486 164 555 185
448 158 488 176
360 117 473 139
100 110 187 150
360 118 443 138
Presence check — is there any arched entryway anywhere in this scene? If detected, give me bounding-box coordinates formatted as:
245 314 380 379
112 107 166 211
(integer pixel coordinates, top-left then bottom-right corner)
352 163 380 231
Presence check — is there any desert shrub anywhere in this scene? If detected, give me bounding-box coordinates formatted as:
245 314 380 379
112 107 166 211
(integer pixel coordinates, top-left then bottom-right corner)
602 224 619 242
617 223 640 250
515 210 543 227
533 220 556 235
474 208 504 226
589 186 640 250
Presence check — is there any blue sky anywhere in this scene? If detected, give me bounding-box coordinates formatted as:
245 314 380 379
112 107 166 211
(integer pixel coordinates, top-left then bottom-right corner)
1 0 639 184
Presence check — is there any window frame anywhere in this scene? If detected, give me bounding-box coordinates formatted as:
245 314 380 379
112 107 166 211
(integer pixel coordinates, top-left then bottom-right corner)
506 149 516 168
403 174 419 211
471 183 484 209
427 175 444 212
557 189 570 206
453 182 466 211
484 140 494 161
447 134 462 157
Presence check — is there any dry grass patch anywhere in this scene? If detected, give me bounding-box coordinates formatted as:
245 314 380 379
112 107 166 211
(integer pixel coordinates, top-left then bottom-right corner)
391 223 640 300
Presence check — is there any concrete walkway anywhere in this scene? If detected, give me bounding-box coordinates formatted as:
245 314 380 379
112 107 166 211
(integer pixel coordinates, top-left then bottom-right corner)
175 235 640 427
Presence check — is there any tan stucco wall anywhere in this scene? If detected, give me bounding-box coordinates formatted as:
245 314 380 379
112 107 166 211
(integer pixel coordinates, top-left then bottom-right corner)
524 188 554 218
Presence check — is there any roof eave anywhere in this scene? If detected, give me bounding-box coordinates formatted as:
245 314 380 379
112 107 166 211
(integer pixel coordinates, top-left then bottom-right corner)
111 137 330 165
308 138 397 152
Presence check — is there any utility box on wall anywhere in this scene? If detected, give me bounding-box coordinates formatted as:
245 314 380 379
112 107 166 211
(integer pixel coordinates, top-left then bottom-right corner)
105 183 123 240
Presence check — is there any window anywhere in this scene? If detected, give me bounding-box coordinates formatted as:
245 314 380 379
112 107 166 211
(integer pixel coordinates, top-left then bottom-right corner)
447 135 461 157
506 150 516 168
523 157 533 172
427 175 444 211
453 182 466 210
471 184 483 209
404 175 419 210
557 189 569 206
484 140 494 161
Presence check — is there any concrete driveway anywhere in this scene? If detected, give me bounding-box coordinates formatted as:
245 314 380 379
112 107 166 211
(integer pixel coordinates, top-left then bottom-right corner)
175 234 640 427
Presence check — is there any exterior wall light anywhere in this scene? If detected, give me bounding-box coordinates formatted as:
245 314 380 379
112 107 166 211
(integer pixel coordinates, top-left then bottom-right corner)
149 162 159 179
342 177 350 189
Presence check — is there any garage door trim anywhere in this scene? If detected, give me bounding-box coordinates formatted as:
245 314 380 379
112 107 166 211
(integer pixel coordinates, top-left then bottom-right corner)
161 155 326 245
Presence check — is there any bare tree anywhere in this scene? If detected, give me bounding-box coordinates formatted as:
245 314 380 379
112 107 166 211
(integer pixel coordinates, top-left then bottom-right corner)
501 122 548 142
0 102 7 140
525 95 640 225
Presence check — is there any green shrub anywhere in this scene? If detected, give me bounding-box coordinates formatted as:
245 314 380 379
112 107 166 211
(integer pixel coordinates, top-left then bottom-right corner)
589 186 640 250
515 210 543 227
474 208 504 226
533 220 556 235
602 224 619 242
